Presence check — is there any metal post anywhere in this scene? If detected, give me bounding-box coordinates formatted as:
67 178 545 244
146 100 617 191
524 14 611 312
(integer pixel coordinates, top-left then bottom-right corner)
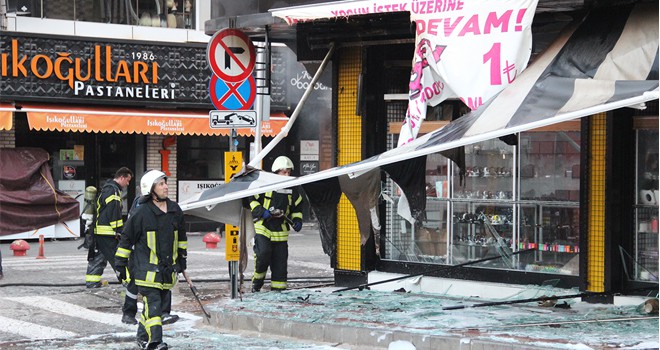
230 128 237 152
252 29 271 167
230 259 239 299
229 128 239 299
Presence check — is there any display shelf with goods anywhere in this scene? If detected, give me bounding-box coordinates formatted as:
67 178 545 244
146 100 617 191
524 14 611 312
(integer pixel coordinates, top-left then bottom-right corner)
515 127 581 275
448 139 516 268
456 139 515 201
383 113 583 274
634 205 659 281
450 200 515 268
518 202 580 275
634 127 659 282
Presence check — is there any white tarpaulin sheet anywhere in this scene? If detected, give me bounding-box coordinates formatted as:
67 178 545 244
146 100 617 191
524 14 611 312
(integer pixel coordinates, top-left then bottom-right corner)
402 0 537 145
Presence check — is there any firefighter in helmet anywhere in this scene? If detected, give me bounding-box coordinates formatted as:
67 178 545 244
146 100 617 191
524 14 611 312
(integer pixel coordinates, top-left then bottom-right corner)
249 156 304 292
83 167 139 325
115 170 187 350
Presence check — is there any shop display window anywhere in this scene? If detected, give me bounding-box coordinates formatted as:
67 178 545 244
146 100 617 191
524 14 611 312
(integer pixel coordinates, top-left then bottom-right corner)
384 126 581 276
519 129 581 202
633 127 659 282
516 127 581 275
384 153 449 265
451 139 516 268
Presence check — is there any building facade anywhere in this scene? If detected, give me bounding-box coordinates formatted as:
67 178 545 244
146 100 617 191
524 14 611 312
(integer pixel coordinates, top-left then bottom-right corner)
204 0 659 300
0 0 330 238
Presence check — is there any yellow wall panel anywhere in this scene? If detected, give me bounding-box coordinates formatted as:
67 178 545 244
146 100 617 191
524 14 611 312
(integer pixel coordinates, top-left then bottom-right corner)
587 113 607 292
336 47 362 271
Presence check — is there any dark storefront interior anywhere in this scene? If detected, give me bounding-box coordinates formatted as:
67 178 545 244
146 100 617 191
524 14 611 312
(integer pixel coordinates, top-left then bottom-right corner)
14 113 138 209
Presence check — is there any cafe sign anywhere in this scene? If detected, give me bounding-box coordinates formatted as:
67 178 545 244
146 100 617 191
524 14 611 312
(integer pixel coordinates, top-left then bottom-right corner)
0 32 213 108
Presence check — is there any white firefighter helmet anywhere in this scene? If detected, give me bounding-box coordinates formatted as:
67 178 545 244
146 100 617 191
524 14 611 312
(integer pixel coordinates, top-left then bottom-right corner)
140 170 167 196
271 156 294 173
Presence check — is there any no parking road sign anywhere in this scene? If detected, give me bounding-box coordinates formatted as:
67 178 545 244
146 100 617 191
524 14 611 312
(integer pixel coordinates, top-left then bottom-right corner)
207 28 256 83
209 74 256 110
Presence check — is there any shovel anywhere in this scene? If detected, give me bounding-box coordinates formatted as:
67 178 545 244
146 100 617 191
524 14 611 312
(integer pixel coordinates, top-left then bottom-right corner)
181 271 211 323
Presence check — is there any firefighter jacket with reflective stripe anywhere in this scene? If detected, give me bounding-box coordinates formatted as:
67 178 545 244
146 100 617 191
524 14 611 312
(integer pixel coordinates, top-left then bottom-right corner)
115 199 188 290
94 181 124 236
250 188 303 242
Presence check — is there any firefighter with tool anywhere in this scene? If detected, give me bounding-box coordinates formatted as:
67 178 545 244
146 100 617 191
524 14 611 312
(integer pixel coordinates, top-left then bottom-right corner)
249 156 304 292
84 167 139 325
126 172 179 325
115 170 187 350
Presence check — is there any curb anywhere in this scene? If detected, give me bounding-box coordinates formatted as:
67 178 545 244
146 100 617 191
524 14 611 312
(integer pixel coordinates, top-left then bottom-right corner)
209 310 551 350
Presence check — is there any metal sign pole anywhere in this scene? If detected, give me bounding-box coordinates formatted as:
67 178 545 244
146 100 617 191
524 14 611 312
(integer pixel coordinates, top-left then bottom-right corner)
230 256 239 299
207 27 255 300
252 29 271 167
228 128 239 299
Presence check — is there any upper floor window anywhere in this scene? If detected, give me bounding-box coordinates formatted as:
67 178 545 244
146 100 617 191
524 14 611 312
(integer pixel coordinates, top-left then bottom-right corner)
10 0 195 29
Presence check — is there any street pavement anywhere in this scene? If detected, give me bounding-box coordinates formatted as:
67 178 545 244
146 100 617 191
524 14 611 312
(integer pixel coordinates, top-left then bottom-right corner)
212 284 658 350
0 226 348 350
0 226 658 350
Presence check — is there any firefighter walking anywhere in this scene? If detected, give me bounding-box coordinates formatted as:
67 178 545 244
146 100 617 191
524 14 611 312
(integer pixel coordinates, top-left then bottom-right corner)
83 167 139 324
250 156 304 292
115 170 187 350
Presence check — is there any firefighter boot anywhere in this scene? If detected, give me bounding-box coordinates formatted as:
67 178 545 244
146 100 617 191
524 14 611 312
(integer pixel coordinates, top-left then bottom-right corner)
161 313 179 325
122 313 138 325
251 278 264 292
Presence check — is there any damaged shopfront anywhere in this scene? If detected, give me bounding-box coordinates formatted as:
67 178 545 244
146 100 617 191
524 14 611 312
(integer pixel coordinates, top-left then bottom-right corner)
198 0 659 299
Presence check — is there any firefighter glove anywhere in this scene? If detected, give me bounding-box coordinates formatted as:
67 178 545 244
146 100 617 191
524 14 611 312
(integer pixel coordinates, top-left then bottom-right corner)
116 266 127 282
292 219 303 232
177 258 187 273
261 208 271 220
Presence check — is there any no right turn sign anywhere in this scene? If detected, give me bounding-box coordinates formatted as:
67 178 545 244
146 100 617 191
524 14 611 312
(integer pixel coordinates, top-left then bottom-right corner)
207 28 256 83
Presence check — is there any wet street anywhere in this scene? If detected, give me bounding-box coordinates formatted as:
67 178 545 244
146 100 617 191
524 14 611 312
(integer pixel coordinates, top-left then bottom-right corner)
2 228 657 350
0 227 345 349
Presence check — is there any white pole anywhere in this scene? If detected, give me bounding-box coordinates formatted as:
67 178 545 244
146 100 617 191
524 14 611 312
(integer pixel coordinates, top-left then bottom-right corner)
248 42 335 168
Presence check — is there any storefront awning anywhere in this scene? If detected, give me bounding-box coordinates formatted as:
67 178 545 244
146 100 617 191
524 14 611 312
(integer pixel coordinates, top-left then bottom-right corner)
0 104 14 131
17 104 287 137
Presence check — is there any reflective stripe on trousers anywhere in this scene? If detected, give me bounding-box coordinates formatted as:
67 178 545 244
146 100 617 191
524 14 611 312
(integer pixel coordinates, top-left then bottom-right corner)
252 234 289 291
137 286 167 345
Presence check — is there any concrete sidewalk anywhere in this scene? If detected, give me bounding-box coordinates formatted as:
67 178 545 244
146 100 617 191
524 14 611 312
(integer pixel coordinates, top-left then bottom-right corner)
204 278 659 350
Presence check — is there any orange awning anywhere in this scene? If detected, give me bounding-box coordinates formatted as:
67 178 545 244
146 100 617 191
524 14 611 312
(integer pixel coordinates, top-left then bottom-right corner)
0 104 14 131
18 103 287 137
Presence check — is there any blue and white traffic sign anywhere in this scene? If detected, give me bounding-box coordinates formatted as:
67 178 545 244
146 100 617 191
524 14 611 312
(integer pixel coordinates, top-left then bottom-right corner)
207 28 256 83
209 74 256 110
209 110 257 129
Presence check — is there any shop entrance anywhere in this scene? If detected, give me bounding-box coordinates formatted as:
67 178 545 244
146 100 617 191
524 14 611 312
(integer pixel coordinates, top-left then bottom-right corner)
89 133 137 216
